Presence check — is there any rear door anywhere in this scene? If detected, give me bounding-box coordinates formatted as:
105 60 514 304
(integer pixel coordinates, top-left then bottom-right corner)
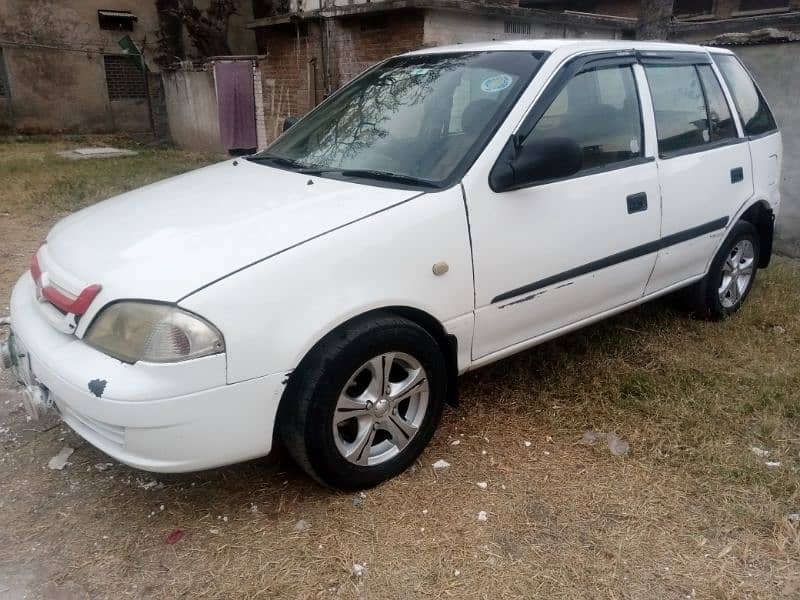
711 52 781 213
642 53 754 294
467 53 662 360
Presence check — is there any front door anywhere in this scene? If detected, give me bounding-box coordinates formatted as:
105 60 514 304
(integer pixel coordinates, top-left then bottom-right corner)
467 56 662 360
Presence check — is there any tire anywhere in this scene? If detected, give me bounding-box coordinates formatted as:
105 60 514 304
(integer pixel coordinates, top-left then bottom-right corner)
279 313 447 490
685 220 760 320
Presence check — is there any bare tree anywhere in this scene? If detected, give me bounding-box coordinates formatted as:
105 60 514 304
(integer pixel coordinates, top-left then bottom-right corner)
637 0 675 40
175 0 237 58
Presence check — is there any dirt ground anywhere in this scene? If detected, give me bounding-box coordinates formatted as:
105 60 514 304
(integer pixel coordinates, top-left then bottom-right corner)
0 139 798 599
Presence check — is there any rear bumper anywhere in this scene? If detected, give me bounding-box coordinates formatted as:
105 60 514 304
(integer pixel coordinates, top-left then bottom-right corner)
5 274 288 472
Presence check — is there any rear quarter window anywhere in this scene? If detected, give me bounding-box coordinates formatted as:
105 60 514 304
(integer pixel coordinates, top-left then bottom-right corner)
712 54 777 137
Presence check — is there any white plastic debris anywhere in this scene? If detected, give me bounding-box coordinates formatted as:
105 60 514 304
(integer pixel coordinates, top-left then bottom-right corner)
477 511 488 522
454 570 461 576
476 481 488 490
432 459 451 470
606 433 630 457
523 441 532 447
351 563 367 577
788 513 800 523
750 447 770 458
765 461 781 469
294 519 311 532
94 462 113 471
137 478 163 491
450 439 461 446
47 446 74 470
580 430 630 456
580 430 604 445
422 509 428 515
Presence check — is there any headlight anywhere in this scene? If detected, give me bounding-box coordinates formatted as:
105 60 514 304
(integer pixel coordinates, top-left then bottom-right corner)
84 301 225 363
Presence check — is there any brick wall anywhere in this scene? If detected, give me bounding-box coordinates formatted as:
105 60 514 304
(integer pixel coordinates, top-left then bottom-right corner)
328 11 425 86
256 9 424 143
256 23 324 141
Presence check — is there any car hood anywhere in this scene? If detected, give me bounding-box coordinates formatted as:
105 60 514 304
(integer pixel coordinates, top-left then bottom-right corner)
44 159 420 304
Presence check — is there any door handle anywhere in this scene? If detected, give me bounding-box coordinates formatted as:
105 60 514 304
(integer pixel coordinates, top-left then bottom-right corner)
626 192 648 214
731 167 744 183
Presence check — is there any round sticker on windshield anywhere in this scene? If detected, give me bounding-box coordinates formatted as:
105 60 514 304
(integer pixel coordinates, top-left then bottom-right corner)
481 74 513 93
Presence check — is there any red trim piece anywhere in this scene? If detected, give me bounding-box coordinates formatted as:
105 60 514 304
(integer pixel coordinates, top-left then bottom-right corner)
31 253 42 283
32 245 101 316
42 284 102 316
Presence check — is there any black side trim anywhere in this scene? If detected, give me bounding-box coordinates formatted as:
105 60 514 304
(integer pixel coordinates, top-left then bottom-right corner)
491 216 729 304
636 50 712 65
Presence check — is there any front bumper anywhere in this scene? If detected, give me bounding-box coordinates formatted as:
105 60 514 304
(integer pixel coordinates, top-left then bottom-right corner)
3 274 289 473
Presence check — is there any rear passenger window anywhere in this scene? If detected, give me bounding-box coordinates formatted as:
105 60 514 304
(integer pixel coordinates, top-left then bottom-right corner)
645 65 710 155
526 65 643 172
712 54 777 137
697 65 737 142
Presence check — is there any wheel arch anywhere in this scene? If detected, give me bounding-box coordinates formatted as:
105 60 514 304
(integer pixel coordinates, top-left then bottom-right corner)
738 199 775 268
274 306 460 445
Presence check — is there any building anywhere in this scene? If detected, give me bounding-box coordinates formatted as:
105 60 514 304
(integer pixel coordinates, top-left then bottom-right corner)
248 1 639 141
0 0 256 134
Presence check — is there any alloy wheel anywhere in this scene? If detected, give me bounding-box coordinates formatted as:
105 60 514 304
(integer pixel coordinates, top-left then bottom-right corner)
333 352 429 466
718 239 755 309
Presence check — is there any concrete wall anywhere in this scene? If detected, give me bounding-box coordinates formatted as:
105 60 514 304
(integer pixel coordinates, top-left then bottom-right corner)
0 46 151 133
0 0 158 133
731 43 800 256
0 0 254 134
422 8 626 46
162 68 223 153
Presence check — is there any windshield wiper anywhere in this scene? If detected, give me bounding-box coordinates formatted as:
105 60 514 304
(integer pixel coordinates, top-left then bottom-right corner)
246 154 315 171
334 169 439 189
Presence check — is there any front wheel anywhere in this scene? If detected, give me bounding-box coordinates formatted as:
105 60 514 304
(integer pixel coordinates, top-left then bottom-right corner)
279 313 447 490
686 220 760 320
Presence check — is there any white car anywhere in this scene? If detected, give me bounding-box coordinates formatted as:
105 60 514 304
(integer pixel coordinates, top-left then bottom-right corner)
1 40 781 489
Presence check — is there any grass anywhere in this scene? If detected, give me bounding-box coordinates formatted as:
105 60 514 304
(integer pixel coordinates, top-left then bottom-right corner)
0 137 798 599
0 135 220 219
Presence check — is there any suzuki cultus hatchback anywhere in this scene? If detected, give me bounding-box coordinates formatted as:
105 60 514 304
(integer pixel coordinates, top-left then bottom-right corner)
1 40 781 489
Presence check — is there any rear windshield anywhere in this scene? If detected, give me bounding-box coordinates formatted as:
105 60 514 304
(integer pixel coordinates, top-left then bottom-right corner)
712 54 777 137
253 51 546 187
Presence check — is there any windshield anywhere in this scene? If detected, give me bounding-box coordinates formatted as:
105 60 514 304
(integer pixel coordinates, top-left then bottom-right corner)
251 51 546 187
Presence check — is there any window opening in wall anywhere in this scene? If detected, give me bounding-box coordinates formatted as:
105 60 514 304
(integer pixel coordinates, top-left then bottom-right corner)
360 15 388 32
504 20 532 36
104 55 146 100
98 10 138 31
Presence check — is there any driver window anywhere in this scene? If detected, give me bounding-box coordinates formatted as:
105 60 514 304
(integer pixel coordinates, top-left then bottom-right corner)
526 64 644 171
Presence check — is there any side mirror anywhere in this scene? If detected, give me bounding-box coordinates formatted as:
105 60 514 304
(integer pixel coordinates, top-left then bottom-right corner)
490 136 582 192
283 116 299 132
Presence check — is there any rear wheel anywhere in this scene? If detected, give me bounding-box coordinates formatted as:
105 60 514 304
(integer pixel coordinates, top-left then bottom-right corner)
686 220 759 320
280 313 447 490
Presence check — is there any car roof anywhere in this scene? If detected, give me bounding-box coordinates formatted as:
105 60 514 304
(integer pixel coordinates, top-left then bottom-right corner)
405 39 734 57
